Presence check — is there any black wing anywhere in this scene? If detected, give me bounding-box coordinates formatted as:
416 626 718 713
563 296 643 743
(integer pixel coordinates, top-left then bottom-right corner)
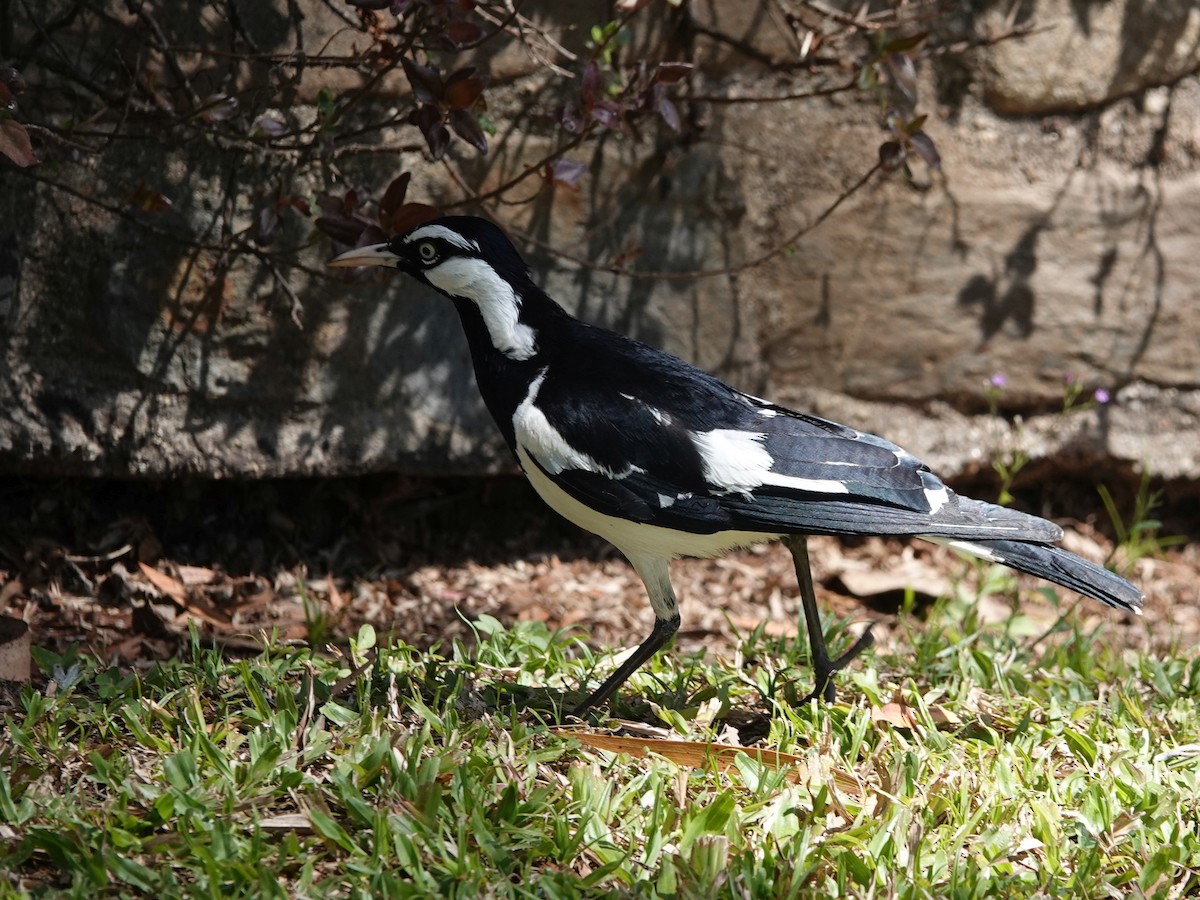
521 336 1060 542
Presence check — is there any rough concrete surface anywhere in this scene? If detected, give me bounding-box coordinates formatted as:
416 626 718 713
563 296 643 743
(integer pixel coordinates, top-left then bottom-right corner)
2 0 1198 487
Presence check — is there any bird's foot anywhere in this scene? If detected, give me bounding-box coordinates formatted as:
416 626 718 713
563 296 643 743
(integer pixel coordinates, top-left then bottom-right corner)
800 623 876 705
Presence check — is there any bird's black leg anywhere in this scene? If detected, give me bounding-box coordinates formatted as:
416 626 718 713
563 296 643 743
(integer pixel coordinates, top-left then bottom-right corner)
570 612 681 718
782 534 874 704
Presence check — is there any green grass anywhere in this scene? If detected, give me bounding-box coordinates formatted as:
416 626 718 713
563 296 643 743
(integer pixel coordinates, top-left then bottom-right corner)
3 597 1199 898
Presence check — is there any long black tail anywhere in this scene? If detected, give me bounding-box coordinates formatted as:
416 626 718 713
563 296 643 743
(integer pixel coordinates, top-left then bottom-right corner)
950 538 1144 613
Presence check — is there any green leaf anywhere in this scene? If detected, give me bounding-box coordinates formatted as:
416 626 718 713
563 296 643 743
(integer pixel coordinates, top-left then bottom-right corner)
680 790 735 851
308 808 358 853
1063 729 1099 767
356 622 376 653
106 852 158 891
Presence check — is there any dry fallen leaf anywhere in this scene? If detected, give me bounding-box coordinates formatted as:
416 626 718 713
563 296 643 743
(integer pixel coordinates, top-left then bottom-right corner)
555 729 864 798
138 562 187 602
872 700 962 730
137 562 232 627
176 565 219 586
259 813 314 833
872 701 919 729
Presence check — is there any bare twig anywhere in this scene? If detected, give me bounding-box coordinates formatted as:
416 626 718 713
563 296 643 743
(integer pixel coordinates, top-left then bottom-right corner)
504 161 883 281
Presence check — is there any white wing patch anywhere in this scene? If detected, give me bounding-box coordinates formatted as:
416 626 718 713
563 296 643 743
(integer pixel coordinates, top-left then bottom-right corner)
403 224 480 253
424 256 537 360
924 485 950 514
691 429 852 498
691 429 774 495
513 369 632 478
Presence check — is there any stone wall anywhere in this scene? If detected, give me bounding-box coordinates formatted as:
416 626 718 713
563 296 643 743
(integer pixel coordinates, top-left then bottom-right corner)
2 0 1197 484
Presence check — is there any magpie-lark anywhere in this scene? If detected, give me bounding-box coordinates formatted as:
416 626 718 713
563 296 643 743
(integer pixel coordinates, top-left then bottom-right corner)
329 215 1144 716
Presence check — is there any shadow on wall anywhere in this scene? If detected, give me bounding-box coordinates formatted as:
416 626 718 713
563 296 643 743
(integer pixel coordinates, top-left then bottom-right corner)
5 2 717 478
956 222 1042 347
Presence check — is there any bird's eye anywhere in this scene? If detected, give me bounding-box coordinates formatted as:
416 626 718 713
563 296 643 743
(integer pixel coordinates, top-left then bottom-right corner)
417 242 438 263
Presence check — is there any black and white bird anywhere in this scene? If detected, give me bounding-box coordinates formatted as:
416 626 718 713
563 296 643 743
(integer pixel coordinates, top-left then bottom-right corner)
329 215 1143 716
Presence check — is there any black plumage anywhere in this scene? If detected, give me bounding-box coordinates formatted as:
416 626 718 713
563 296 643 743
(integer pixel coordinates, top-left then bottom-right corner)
329 215 1144 715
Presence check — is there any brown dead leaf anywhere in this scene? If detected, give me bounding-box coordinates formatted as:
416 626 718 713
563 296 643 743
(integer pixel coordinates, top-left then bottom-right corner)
872 700 961 730
137 562 231 628
327 577 347 612
259 813 314 833
555 729 864 798
138 562 187 601
872 701 919 729
178 594 233 628
176 565 219 587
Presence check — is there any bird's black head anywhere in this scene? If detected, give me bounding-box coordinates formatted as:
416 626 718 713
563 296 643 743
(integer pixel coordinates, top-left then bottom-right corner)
327 215 532 298
329 214 550 361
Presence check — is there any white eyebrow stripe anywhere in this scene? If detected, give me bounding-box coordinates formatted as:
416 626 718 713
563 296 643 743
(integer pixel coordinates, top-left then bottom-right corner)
403 224 480 252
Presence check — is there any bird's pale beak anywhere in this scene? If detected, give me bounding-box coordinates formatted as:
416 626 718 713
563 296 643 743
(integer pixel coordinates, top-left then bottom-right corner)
326 244 400 268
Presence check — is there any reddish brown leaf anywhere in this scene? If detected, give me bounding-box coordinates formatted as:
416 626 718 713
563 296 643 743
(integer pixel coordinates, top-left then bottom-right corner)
280 194 312 216
410 104 449 159
401 57 444 105
389 202 442 236
0 120 36 167
884 31 929 54
449 108 487 154
652 62 693 84
445 20 483 47
581 60 602 105
443 68 485 110
315 216 367 245
558 730 865 796
379 172 412 224
138 562 186 602
316 194 344 217
359 224 388 246
127 182 172 213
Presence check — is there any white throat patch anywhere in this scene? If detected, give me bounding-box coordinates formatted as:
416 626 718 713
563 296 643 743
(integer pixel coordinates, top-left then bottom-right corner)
424 256 537 360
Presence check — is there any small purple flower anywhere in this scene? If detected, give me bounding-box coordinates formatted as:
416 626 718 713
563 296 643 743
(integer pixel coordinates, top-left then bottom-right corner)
1064 373 1078 384
989 373 1008 389
1094 387 1111 405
